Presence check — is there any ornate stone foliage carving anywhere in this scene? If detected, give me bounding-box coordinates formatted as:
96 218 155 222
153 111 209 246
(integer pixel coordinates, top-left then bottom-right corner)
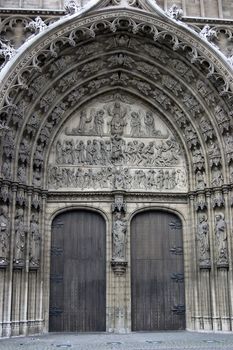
167 4 183 20
197 214 210 268
0 39 16 69
0 205 10 268
27 17 47 35
13 208 26 269
195 194 207 211
16 188 27 207
48 96 187 192
200 25 217 43
29 214 41 269
64 0 81 14
215 213 228 267
212 191 225 208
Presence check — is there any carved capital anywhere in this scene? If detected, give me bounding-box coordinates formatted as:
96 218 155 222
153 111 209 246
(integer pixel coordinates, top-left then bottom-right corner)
111 260 127 276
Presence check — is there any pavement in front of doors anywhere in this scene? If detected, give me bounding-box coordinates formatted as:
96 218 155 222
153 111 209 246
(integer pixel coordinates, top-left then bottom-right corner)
1 331 233 350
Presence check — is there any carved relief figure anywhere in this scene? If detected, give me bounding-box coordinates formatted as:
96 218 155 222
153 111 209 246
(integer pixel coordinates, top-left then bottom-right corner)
14 208 26 267
93 109 104 136
2 159 11 179
112 212 127 261
0 206 10 266
130 112 141 137
108 102 127 135
144 111 156 137
29 214 41 268
212 168 224 187
76 110 92 134
215 214 228 265
224 131 233 153
196 170 206 190
197 215 210 267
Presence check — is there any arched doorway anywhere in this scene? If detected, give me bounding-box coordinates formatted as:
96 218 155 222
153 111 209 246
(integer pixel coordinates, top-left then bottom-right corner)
49 210 106 332
131 210 185 331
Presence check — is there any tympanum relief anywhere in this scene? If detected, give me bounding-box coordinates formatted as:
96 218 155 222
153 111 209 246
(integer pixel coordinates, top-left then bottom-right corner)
48 96 187 192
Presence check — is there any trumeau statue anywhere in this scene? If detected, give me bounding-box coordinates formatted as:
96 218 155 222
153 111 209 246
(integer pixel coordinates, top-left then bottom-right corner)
48 95 187 192
112 212 127 261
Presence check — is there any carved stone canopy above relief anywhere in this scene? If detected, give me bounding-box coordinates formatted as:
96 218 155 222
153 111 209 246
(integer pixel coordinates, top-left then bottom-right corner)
48 94 188 193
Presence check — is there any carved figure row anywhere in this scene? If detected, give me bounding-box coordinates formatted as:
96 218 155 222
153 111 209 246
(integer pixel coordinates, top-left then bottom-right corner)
48 166 187 191
0 206 40 269
197 213 228 268
67 106 163 138
55 136 182 167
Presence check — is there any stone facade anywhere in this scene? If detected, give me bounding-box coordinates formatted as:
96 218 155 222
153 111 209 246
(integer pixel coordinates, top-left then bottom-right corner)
1 0 233 19
1 0 233 337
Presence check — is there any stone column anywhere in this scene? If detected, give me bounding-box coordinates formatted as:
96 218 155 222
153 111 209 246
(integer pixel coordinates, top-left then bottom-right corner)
206 191 220 331
2 183 17 337
110 193 128 333
188 194 201 330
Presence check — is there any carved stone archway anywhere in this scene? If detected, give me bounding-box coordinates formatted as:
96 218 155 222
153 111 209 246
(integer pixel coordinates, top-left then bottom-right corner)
0 0 233 337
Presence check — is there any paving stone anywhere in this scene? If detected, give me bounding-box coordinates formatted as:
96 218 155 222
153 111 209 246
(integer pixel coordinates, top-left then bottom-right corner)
1 332 233 350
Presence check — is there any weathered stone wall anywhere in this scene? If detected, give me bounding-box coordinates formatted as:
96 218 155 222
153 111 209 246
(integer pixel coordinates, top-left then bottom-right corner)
1 0 233 19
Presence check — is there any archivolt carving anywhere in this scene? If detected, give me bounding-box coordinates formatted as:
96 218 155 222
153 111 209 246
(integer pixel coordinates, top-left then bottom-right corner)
0 10 233 194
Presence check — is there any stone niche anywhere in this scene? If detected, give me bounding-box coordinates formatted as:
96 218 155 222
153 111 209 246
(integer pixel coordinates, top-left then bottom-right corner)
48 93 188 193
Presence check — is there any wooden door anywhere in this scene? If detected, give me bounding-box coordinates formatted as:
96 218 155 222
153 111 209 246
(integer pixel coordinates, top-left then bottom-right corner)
49 210 106 332
131 210 185 331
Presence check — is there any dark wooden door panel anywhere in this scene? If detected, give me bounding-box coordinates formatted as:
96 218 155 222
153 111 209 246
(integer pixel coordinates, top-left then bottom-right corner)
131 210 185 331
49 210 106 332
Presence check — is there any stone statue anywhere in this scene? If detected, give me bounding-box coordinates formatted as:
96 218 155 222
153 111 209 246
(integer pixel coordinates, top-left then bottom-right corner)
196 170 206 190
197 215 210 267
130 111 141 137
77 110 92 134
56 140 63 164
2 159 11 179
14 208 26 268
0 206 10 267
93 109 104 136
108 101 127 135
29 214 41 268
111 135 124 163
211 168 224 187
112 212 127 261
215 214 228 266
144 111 156 137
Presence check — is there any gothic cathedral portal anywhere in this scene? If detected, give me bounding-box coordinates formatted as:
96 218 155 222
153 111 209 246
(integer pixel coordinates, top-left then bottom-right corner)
1 0 233 337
